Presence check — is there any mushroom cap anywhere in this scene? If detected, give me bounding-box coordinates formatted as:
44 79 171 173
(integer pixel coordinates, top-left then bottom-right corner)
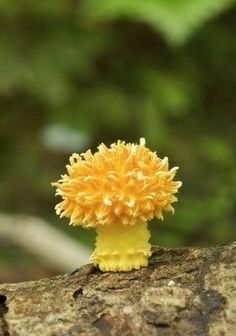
52 139 182 227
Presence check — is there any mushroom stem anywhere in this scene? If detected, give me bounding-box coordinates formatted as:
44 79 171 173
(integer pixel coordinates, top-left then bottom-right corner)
91 221 151 272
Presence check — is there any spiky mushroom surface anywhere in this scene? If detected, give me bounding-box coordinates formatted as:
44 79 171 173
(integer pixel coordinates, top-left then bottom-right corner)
52 138 182 271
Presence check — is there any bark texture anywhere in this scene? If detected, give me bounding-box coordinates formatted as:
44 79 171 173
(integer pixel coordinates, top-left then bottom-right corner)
0 242 235 336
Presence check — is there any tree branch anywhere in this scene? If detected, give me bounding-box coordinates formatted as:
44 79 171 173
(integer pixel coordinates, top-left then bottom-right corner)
0 242 235 335
0 213 91 272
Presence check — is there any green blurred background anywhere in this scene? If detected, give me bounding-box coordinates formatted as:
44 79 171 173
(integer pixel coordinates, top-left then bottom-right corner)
1 0 236 281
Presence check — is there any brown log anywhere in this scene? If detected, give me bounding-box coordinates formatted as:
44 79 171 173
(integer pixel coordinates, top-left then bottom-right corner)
0 242 235 336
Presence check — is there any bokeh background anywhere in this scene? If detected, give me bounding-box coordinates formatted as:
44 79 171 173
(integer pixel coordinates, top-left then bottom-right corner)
1 1 236 282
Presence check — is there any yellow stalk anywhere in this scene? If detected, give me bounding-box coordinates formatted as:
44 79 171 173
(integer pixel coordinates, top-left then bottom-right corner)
91 221 151 271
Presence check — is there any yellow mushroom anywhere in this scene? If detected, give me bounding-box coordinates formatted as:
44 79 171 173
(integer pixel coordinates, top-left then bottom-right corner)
52 138 182 272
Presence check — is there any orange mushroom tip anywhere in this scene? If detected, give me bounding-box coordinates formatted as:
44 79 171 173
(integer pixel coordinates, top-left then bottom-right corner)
52 138 182 272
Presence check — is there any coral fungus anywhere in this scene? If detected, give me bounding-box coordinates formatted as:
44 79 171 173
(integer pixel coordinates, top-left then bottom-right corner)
52 138 182 271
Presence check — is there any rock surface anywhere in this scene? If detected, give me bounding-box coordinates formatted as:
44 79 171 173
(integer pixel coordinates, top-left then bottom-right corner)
0 242 236 336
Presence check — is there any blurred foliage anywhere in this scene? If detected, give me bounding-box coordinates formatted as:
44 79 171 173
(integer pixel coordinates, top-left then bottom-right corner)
1 0 236 260
80 0 235 43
